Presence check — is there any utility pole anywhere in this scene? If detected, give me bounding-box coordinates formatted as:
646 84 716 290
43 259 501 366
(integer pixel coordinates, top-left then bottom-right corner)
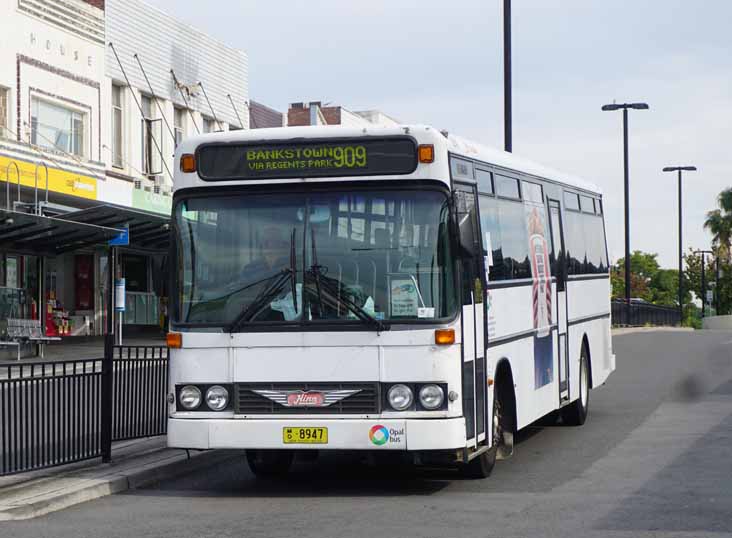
662 166 697 322
602 102 649 325
503 0 512 152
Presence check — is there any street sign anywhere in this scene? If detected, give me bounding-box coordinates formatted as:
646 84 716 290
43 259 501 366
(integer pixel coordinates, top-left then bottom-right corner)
115 278 126 312
706 290 714 303
109 227 129 246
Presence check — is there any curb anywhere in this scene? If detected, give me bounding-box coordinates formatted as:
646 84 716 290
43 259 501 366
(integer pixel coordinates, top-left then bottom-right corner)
612 327 694 335
0 449 236 521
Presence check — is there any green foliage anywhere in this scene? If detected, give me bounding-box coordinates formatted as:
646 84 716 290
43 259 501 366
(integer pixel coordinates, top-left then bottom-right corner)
683 303 702 329
704 187 732 261
612 251 687 306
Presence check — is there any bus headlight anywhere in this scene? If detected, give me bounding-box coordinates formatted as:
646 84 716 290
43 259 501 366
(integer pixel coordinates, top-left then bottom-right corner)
179 385 202 410
205 385 229 411
387 384 413 411
418 384 445 410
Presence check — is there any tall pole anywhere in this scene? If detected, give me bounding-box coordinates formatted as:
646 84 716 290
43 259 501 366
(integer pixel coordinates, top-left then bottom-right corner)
700 252 706 319
678 170 683 322
503 0 512 153
715 256 720 314
622 108 631 325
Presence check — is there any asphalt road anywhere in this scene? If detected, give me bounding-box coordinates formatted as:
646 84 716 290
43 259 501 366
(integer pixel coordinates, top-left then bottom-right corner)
4 329 732 538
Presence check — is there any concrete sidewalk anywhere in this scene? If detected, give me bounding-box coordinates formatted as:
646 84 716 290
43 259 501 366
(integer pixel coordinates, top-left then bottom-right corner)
0 437 236 521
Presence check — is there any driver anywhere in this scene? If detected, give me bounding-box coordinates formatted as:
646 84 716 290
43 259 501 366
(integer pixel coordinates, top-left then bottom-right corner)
235 226 292 322
243 226 290 279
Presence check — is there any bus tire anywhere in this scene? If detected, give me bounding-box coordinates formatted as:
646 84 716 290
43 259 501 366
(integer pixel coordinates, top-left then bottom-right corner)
246 449 294 478
460 390 502 479
561 344 590 426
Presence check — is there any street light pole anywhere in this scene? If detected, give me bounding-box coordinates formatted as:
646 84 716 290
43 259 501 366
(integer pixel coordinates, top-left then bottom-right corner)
695 249 714 319
602 102 649 325
622 107 630 325
662 165 697 324
503 0 512 153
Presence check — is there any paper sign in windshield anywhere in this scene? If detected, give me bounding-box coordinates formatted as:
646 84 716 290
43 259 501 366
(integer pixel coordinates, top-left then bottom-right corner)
390 279 419 317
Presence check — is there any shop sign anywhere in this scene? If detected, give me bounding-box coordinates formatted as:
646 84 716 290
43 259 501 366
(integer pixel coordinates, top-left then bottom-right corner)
0 155 97 200
132 189 172 215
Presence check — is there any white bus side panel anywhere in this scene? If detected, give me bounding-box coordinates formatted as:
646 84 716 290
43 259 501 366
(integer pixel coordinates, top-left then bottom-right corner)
486 283 560 430
566 277 613 393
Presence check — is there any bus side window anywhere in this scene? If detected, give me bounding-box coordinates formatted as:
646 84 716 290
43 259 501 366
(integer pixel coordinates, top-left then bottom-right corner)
478 195 503 281
455 186 482 304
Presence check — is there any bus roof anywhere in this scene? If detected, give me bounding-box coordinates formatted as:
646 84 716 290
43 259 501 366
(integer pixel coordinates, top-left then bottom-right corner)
445 133 602 195
175 124 602 196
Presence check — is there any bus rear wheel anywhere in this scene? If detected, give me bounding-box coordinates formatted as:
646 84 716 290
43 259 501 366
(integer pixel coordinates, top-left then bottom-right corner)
560 345 590 426
460 391 502 479
246 449 294 478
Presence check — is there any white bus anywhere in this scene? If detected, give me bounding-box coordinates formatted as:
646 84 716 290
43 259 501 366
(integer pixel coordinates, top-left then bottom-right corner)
167 125 615 478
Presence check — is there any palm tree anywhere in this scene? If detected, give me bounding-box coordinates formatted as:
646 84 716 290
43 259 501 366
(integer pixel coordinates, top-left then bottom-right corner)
704 188 732 260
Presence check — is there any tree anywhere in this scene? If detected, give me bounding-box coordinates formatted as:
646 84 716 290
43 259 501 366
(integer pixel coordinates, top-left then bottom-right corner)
685 247 732 316
612 251 676 304
704 188 732 260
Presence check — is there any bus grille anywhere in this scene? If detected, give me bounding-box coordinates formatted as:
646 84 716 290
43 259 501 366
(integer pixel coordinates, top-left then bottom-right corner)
234 382 380 415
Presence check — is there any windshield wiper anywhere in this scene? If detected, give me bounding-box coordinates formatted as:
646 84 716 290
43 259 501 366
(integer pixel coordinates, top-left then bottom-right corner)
290 227 298 314
307 228 389 333
226 269 292 332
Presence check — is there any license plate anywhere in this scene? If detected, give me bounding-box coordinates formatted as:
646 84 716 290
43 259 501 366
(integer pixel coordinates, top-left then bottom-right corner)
282 426 328 444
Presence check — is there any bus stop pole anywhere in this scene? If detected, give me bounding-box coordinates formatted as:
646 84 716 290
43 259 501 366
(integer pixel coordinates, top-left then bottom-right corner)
101 246 116 463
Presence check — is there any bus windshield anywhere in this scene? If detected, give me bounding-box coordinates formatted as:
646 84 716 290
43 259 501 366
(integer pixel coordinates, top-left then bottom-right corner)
173 187 456 328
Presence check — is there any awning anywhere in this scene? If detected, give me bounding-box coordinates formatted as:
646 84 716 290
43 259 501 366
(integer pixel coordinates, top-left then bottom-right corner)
0 209 124 256
62 204 170 252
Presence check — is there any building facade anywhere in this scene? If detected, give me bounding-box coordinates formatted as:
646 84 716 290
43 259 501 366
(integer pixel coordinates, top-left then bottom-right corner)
102 0 249 329
0 0 249 349
287 101 400 128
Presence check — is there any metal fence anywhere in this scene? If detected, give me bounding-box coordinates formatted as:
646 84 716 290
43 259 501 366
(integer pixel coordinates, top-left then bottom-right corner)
0 338 168 476
611 300 681 327
112 345 168 442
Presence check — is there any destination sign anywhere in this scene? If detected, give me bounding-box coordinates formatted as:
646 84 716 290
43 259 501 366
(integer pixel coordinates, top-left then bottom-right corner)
196 137 418 180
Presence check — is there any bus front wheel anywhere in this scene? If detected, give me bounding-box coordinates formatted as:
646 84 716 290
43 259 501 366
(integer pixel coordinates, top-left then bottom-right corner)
460 390 503 479
246 449 294 478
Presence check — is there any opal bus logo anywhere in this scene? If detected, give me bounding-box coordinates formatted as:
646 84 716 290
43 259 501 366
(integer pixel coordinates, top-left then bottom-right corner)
369 425 389 446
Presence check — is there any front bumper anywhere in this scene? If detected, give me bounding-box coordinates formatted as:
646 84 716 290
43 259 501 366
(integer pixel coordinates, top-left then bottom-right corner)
168 417 467 451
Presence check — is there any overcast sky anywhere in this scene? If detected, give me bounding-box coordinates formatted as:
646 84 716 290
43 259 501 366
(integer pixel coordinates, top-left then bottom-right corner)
146 0 732 268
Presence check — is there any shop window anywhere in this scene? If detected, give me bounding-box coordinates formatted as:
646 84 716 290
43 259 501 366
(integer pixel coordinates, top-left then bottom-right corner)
121 255 149 292
111 84 124 168
141 94 162 176
0 87 9 139
174 106 186 148
202 116 216 133
30 97 85 157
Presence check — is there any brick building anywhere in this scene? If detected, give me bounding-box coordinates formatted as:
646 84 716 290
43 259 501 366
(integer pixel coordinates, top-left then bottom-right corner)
287 101 400 127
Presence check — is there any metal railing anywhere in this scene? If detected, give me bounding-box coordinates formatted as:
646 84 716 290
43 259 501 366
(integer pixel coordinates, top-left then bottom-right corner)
611 300 681 327
0 359 103 475
111 345 168 442
0 339 169 476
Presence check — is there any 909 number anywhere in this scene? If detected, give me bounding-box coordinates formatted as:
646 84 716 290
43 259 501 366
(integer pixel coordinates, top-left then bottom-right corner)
332 146 367 168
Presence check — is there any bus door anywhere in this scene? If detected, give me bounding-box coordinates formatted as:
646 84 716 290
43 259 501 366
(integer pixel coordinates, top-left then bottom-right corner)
454 184 487 447
547 199 569 402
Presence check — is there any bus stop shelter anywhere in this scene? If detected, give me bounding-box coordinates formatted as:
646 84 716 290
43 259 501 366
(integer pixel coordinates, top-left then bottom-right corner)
0 204 170 358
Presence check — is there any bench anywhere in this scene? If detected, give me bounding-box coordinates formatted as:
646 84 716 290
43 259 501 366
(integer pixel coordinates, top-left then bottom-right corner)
0 319 61 360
